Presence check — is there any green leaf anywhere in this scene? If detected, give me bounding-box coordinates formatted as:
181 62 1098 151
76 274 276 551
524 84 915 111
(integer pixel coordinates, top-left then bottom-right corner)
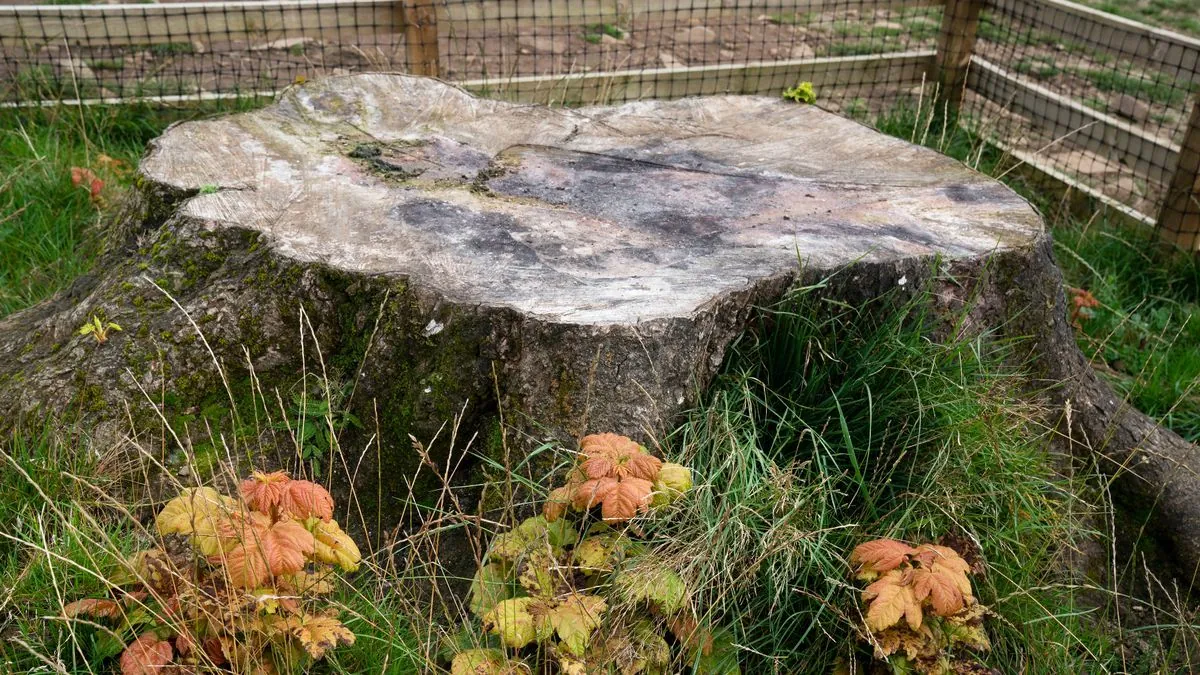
616 562 688 614
470 561 518 617
484 597 539 649
489 516 578 561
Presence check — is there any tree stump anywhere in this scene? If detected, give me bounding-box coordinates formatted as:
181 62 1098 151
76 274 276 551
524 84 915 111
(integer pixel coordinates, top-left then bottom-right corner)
0 75 1196 579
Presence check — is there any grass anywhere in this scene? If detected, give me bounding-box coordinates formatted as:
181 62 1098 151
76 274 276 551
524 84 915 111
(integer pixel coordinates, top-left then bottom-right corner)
1071 67 1191 106
0 102 260 319
871 92 1200 447
650 279 1130 671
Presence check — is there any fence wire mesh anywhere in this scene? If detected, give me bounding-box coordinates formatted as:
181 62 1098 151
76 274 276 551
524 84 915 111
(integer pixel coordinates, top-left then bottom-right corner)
1 0 1198 246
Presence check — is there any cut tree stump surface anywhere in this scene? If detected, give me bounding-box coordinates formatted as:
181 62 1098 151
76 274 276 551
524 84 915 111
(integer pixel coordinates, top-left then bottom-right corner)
6 76 1200 583
142 74 1040 324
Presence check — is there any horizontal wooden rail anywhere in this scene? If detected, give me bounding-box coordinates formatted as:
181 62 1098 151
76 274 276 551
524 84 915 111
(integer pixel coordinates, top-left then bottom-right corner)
985 133 1156 226
0 0 396 47
1 0 946 48
968 56 1179 186
458 51 936 105
440 0 943 32
988 0 1200 84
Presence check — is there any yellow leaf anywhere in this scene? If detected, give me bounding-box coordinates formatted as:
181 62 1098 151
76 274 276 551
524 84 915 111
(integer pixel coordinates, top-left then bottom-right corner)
651 462 692 506
307 518 362 571
120 633 173 675
284 569 335 595
543 486 572 522
276 612 356 659
155 487 239 554
616 562 687 614
484 597 539 649
547 593 606 656
451 648 530 675
573 534 627 574
863 571 918 633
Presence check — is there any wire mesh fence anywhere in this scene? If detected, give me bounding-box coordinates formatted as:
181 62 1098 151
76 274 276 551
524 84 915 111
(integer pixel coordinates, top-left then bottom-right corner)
1 0 1198 248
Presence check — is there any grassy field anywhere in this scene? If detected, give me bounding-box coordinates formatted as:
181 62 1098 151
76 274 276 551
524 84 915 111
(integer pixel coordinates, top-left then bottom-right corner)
1 97 1199 672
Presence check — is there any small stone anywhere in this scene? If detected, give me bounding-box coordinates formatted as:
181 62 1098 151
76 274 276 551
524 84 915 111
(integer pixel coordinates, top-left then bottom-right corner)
191 40 206 54
600 34 622 45
675 26 717 44
720 49 737 59
791 44 816 59
1113 94 1150 123
56 57 96 82
517 34 569 55
251 36 318 51
659 51 685 68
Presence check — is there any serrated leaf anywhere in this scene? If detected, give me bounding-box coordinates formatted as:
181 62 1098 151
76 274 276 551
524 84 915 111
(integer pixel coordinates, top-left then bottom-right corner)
543 486 572 522
155 487 239 554
547 593 606 657
218 518 315 588
573 534 627 574
119 633 173 675
489 516 577 561
617 563 688 614
912 567 965 616
274 612 356 659
484 597 539 649
579 433 663 481
651 462 692 506
240 470 292 515
469 561 516 617
282 480 335 521
451 648 529 675
307 518 362 571
864 571 920 632
63 598 122 620
517 549 559 598
850 539 917 580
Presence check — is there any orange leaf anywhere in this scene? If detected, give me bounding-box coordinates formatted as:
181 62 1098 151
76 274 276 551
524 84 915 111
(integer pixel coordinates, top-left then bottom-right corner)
911 567 965 616
120 633 173 675
600 477 653 522
579 433 662 481
850 539 916 578
63 598 122 620
240 470 292 516
282 480 334 521
217 518 314 588
543 486 572 522
572 477 618 510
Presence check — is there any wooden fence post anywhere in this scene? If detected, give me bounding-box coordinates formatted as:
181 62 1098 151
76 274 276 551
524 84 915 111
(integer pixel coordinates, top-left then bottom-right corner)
1157 95 1200 252
401 0 439 78
935 0 985 114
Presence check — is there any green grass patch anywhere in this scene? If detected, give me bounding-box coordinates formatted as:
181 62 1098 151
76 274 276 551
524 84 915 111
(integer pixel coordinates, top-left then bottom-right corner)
0 101 261 319
653 278 1122 671
1071 66 1190 105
